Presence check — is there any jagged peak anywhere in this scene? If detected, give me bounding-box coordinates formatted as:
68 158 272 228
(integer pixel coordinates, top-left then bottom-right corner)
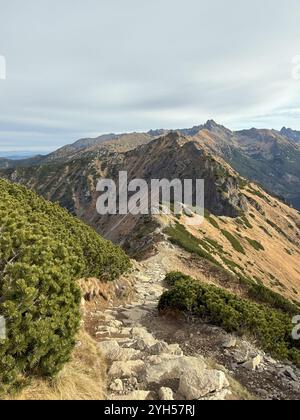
202 119 232 134
204 119 219 129
280 126 298 135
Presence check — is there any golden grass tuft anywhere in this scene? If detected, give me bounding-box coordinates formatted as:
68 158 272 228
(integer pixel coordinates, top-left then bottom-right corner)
8 330 107 401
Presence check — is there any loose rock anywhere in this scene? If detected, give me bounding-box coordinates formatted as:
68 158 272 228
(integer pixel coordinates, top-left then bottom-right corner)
110 379 124 393
222 336 237 349
159 387 174 400
179 369 230 400
243 355 262 371
109 360 145 379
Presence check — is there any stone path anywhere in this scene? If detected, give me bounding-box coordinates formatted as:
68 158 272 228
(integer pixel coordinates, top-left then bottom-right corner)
92 247 232 400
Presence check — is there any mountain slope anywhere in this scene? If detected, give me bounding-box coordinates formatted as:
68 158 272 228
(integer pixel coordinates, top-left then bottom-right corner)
281 127 300 144
1 121 300 210
1 131 299 300
0 132 249 246
188 123 300 210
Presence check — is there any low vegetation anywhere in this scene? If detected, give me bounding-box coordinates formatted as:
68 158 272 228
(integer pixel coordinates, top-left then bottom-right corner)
159 273 300 365
165 221 299 317
7 330 106 401
164 223 221 267
245 237 265 251
204 209 220 229
0 179 130 393
221 229 245 254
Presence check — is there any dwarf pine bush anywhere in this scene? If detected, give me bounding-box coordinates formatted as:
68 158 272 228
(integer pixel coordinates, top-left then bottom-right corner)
0 179 130 392
159 273 300 365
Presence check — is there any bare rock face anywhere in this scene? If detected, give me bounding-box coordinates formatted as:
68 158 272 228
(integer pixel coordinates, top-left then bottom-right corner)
178 369 230 400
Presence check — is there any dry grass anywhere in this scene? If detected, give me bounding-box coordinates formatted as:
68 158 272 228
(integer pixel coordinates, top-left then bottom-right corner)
8 330 107 401
176 189 300 302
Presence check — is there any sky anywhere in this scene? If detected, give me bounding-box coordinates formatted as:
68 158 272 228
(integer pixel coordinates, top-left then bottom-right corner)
0 0 300 153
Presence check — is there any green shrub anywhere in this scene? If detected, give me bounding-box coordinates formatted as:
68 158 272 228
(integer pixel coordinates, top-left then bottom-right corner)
221 257 244 274
158 274 300 364
245 237 265 251
207 216 220 229
0 179 130 392
164 272 192 287
240 215 253 229
204 238 224 253
204 209 220 229
248 188 271 203
221 230 245 254
247 283 298 315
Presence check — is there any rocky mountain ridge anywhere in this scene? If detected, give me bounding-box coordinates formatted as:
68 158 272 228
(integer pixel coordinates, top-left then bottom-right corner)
1 120 300 209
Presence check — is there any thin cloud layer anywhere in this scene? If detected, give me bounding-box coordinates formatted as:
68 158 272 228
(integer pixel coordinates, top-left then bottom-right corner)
0 0 300 151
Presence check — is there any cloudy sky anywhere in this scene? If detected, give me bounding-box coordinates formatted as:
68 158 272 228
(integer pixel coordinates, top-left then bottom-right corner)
0 0 300 152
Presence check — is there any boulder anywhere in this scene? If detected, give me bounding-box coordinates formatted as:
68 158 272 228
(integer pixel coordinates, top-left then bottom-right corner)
159 387 174 401
109 360 145 379
146 355 163 365
183 206 194 217
179 369 230 400
98 340 120 359
242 355 262 371
131 327 157 347
232 349 249 364
109 320 124 328
149 341 183 356
149 341 170 355
110 379 124 393
145 356 206 385
222 336 237 349
98 340 141 362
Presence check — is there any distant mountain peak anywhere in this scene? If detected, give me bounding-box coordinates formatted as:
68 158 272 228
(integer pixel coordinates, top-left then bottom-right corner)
204 119 219 129
280 127 300 144
202 119 232 134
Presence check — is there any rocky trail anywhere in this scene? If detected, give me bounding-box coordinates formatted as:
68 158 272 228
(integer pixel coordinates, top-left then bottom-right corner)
85 243 300 401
